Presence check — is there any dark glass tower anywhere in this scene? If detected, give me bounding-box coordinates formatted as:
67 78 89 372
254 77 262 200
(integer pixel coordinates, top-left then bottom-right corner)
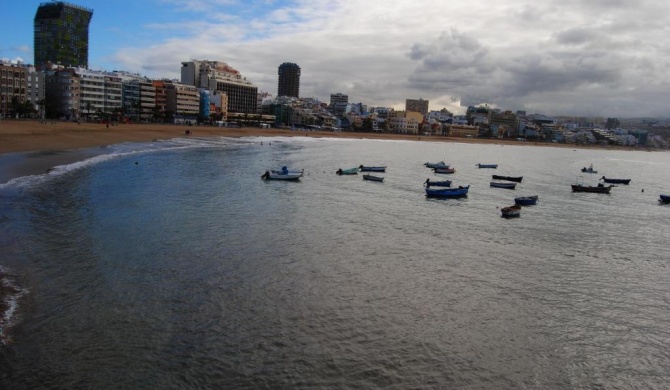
34 2 94 68
277 62 300 98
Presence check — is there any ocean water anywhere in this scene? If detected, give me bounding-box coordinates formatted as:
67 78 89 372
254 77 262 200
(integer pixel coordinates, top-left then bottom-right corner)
1 136 669 389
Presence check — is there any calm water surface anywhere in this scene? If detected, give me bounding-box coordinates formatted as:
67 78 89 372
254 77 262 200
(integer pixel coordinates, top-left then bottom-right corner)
1 136 669 389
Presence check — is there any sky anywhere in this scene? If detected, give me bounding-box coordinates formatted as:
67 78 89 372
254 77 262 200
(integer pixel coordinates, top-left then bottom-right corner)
3 0 670 117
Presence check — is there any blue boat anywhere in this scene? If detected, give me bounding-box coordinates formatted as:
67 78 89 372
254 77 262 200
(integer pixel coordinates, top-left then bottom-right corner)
424 178 451 188
359 165 387 172
424 161 449 169
425 185 470 198
660 194 670 203
477 163 498 169
514 195 539 206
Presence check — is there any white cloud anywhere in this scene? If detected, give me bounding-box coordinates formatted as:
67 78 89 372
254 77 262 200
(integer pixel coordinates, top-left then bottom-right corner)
107 0 670 116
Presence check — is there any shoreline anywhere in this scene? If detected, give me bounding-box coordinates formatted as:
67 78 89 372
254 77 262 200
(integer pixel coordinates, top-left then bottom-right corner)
0 119 655 184
0 119 646 155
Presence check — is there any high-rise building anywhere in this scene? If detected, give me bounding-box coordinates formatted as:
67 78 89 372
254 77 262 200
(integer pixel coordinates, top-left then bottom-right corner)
181 60 257 113
34 2 93 68
405 98 429 115
277 63 300 98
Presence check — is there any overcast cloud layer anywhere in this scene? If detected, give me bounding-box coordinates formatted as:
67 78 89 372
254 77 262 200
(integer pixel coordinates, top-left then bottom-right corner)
11 0 670 117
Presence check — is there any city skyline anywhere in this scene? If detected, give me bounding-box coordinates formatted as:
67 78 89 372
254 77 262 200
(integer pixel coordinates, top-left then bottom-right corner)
3 1 670 117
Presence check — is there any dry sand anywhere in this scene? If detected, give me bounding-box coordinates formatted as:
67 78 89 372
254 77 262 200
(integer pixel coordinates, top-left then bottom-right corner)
0 119 577 155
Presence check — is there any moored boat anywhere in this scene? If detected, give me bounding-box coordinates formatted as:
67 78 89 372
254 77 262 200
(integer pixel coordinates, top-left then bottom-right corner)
363 174 384 182
490 181 517 189
492 174 523 183
500 204 521 218
433 167 455 174
660 194 670 203
424 161 449 169
336 167 359 175
477 163 498 169
425 185 469 198
571 183 613 193
359 165 387 172
600 176 631 185
261 171 302 180
581 164 597 173
514 195 539 206
271 166 304 175
424 179 451 188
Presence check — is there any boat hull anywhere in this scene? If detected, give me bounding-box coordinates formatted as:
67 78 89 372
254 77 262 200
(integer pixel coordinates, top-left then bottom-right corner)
514 196 539 206
492 175 523 182
424 162 449 169
425 185 469 198
363 174 384 182
424 179 451 188
360 165 386 172
336 168 359 175
490 182 517 189
477 164 498 169
660 194 670 203
501 204 521 218
262 171 302 180
572 184 612 193
433 167 455 174
600 177 631 184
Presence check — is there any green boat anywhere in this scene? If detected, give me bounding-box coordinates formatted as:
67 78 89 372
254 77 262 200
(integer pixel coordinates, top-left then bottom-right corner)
336 167 359 175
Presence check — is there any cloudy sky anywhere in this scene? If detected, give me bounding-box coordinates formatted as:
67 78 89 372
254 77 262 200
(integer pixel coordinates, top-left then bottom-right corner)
3 0 670 117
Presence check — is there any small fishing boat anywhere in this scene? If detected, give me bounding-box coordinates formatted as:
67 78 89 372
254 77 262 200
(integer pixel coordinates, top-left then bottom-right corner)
581 164 597 174
363 174 384 182
571 183 613 193
425 185 469 198
477 163 498 169
660 194 670 203
336 167 359 175
424 161 449 169
490 181 517 189
359 165 387 172
600 176 631 185
424 178 451 188
433 167 456 174
500 204 521 218
492 175 523 183
271 166 304 175
514 196 539 206
261 171 302 180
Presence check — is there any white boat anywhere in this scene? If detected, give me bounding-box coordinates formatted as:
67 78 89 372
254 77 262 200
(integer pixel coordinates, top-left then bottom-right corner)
261 170 302 180
272 166 304 175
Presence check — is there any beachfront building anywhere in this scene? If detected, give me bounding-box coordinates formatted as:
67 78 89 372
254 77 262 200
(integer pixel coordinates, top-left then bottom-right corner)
406 98 429 115
44 67 80 120
447 124 479 138
0 61 29 118
277 62 300 98
490 110 518 138
330 93 348 113
166 82 199 123
152 80 167 121
75 67 122 120
26 65 45 117
181 60 257 114
34 2 94 68
387 110 420 133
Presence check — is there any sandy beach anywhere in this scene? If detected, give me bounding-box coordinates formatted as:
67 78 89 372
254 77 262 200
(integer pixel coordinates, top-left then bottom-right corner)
0 119 536 155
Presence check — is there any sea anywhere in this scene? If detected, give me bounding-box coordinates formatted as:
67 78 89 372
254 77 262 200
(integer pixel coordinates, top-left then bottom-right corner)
0 135 669 389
